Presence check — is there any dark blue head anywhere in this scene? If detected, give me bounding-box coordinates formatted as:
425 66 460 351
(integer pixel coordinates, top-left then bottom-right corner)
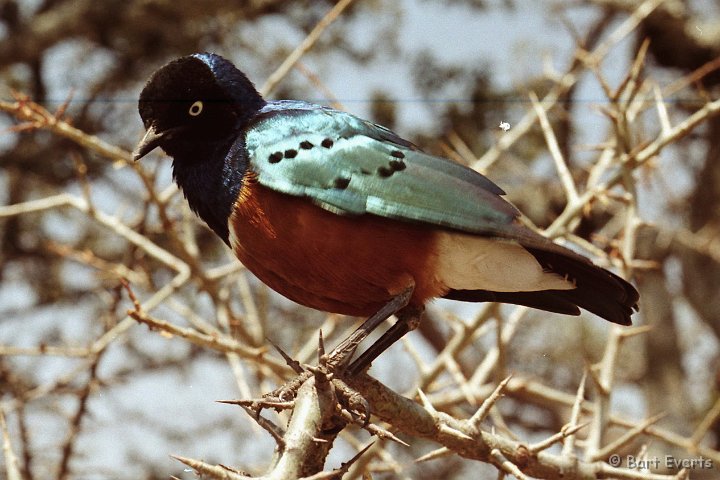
133 53 266 161
133 53 265 244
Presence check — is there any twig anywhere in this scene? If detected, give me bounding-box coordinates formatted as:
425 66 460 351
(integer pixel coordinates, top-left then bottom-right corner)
530 422 589 454
690 396 720 448
260 0 358 96
268 339 305 374
417 303 495 392
545 97 720 238
562 371 587 456
348 374 690 480
589 412 667 462
469 376 512 431
57 353 103 480
0 193 190 274
664 55 720 97
1 407 23 480
0 345 91 357
586 326 623 457
530 91 579 202
172 455 247 480
240 405 287 450
652 84 672 136
300 442 374 480
469 307 527 388
125 292 288 373
0 94 131 164
473 0 662 171
415 446 452 463
337 409 408 447
490 448 529 480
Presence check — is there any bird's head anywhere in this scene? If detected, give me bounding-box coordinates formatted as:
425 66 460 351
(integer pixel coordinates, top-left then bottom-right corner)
133 53 266 161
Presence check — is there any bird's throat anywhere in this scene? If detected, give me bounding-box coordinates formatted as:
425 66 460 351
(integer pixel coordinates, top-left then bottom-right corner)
171 138 247 245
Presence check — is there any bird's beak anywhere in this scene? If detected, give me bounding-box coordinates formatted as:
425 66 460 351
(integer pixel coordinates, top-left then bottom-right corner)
132 124 165 161
133 124 187 161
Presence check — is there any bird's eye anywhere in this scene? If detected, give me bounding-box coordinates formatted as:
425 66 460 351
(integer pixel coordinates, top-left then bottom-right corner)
188 101 203 116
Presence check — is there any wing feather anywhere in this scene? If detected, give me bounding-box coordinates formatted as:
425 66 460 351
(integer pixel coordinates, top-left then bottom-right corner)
244 103 517 235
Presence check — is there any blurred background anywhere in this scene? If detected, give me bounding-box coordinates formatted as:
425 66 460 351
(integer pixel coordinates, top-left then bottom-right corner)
1 0 719 478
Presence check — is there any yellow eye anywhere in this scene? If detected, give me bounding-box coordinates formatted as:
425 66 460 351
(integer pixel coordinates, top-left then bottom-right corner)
188 101 203 116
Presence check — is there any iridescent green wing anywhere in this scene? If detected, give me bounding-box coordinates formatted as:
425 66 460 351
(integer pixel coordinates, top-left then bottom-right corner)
244 102 518 235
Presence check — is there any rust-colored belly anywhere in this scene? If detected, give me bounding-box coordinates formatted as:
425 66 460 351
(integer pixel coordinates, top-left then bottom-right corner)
228 180 445 316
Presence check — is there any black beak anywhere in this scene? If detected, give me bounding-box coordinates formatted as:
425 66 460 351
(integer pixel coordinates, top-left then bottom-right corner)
133 125 164 161
132 125 185 161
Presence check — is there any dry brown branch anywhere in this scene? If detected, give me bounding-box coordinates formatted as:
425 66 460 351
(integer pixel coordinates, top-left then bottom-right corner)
260 0 358 97
473 0 663 172
125 287 287 373
545 96 720 238
530 422 590 454
468 375 512 430
346 374 684 480
690 397 720 448
1 408 22 480
266 374 342 479
530 91 579 203
562 371 588 456
172 455 248 480
1 1 719 478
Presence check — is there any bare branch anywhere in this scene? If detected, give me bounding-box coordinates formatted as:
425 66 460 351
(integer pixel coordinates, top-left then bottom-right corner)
260 0 358 97
1 408 23 480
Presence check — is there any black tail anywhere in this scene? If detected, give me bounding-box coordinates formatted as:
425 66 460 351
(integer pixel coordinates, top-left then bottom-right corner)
444 245 639 326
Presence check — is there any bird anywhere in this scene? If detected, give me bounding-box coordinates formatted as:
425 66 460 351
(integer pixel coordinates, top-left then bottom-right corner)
133 53 638 373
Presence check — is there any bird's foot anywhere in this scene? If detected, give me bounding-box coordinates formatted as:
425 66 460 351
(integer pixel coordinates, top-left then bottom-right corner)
324 286 415 373
345 304 424 376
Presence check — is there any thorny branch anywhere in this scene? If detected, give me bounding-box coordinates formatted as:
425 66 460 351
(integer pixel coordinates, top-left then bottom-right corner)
1 1 719 479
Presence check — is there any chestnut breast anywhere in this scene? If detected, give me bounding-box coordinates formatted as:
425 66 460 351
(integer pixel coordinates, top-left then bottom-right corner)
228 178 447 316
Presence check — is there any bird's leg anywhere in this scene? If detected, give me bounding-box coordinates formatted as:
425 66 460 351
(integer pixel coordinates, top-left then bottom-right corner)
326 285 414 371
346 305 423 376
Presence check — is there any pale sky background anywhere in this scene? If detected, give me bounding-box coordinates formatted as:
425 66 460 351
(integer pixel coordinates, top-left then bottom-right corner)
2 1 718 478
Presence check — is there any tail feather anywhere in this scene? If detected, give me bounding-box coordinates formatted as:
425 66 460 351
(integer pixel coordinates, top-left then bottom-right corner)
525 246 638 325
443 243 639 326
444 289 582 316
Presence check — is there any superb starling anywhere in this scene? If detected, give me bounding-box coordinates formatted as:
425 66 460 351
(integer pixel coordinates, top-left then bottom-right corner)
133 53 638 371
